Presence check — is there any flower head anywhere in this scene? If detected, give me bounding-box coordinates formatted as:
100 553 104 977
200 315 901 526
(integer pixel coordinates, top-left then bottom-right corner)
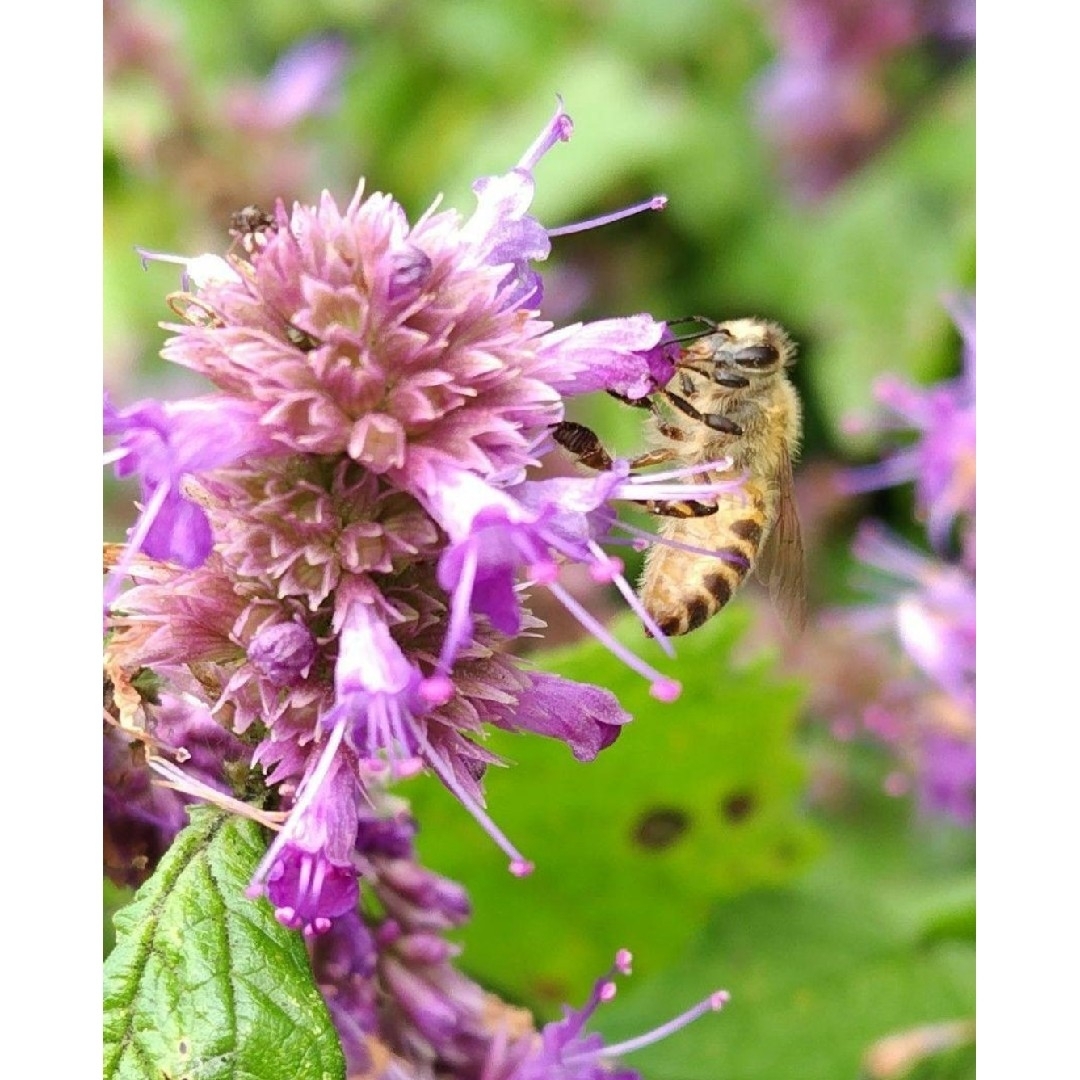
105 98 708 900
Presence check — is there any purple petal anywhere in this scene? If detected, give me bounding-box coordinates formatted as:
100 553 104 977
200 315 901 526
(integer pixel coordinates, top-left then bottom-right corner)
487 672 630 761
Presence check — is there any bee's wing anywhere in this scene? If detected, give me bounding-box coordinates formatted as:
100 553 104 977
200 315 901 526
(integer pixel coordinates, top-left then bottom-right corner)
756 447 807 632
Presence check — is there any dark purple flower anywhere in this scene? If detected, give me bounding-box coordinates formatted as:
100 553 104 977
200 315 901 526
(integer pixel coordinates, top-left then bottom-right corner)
248 733 362 937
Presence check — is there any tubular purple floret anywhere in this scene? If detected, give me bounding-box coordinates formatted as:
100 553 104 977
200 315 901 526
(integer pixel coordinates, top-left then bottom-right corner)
247 719 347 896
516 95 574 172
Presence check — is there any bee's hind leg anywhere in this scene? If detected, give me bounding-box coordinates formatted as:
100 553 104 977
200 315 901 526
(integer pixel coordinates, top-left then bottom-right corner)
551 421 617 471
551 421 717 518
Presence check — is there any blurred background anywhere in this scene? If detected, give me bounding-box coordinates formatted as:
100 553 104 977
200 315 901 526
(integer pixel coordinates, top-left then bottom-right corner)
104 1 975 1077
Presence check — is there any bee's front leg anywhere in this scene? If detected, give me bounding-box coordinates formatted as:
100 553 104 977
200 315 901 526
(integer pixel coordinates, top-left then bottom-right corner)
662 390 743 436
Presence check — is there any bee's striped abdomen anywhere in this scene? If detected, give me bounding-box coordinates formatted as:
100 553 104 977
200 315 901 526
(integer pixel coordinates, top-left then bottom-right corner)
640 482 772 638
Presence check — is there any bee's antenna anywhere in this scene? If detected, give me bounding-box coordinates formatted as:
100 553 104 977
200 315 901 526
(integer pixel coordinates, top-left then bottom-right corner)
664 315 718 344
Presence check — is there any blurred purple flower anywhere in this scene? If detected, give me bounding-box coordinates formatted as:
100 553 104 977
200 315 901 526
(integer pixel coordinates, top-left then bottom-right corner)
827 292 975 824
850 523 974 704
753 0 974 200
226 35 353 132
844 294 975 550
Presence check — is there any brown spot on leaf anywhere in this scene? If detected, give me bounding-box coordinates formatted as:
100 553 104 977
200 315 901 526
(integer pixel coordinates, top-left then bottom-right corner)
633 807 692 850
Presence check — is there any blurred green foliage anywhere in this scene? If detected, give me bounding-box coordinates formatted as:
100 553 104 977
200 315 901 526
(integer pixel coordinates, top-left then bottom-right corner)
597 795 975 1079
105 1 974 1076
410 608 820 1010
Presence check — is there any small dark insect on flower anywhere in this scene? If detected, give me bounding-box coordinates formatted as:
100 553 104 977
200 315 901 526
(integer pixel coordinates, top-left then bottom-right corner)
228 204 278 255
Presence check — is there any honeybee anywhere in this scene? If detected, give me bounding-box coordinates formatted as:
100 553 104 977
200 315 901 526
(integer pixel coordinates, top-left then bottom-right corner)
554 316 806 636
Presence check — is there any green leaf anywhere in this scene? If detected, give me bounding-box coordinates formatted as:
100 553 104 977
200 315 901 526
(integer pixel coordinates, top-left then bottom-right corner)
596 808 975 1080
103 807 345 1080
408 605 820 1012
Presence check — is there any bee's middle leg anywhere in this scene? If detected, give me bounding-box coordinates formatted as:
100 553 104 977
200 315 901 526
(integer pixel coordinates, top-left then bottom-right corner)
628 447 719 518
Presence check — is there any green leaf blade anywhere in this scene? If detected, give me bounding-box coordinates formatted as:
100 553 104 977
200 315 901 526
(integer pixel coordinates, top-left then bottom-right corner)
103 808 345 1080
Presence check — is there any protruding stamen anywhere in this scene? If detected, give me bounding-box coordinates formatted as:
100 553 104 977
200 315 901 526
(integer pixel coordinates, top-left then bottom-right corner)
546 578 677 695
548 195 668 237
517 95 574 171
564 987 732 1065
420 736 532 875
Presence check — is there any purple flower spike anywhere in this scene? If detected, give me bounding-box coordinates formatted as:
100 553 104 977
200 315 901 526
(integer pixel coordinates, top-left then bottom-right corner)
105 97 711 955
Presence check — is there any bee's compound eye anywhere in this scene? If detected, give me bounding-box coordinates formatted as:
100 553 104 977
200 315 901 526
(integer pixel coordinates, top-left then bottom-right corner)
732 344 779 367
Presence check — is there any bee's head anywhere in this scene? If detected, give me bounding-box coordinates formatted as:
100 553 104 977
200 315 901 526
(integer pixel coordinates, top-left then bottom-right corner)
704 318 796 383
